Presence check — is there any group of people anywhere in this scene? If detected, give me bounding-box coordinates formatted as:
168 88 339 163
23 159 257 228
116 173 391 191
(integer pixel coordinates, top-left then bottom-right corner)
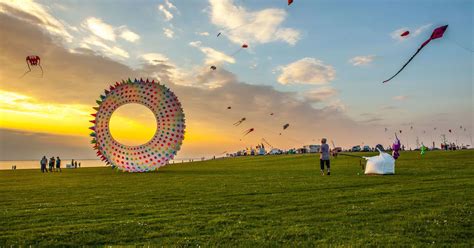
40 156 81 173
40 156 61 172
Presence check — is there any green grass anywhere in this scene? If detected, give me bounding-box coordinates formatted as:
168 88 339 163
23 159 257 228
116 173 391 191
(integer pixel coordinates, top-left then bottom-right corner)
0 150 473 247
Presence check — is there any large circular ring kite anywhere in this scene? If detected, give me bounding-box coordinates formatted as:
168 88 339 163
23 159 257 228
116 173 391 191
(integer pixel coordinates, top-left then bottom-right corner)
90 78 185 172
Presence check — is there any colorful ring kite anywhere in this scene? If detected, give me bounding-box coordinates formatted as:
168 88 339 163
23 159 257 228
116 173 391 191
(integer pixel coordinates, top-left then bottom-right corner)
90 78 185 172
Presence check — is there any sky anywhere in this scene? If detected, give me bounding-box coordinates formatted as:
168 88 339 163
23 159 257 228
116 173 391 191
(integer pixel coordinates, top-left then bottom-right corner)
0 0 472 160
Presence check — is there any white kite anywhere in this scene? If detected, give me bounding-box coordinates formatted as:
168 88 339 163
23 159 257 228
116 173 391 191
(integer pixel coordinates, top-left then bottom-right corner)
363 149 395 175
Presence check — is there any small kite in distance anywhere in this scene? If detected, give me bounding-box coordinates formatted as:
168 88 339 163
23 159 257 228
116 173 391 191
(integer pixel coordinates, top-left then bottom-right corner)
283 123 290 130
233 117 246 126
399 130 402 134
21 55 43 78
217 32 221 37
383 25 448 83
210 65 217 70
400 30 410 37
270 113 274 116
242 128 254 137
288 0 293 5
227 106 231 109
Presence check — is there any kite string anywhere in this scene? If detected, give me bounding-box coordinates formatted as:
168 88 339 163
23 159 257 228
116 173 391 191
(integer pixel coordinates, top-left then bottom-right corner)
446 38 474 52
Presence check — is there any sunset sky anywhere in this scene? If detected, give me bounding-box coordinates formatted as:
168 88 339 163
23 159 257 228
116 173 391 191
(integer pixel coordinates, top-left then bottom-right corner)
0 0 472 160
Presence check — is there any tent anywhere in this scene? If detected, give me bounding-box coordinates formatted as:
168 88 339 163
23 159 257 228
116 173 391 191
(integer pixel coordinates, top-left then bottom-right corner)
363 149 395 175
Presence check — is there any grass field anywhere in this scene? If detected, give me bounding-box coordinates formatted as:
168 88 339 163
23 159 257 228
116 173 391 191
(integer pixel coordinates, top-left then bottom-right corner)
0 150 473 246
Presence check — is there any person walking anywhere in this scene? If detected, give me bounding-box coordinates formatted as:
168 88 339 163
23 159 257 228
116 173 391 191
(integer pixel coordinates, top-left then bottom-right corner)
320 138 331 176
40 156 48 173
56 156 62 172
74 161 78 168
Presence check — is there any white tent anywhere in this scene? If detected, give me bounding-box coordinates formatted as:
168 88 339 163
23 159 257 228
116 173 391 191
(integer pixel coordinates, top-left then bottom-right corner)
363 149 395 175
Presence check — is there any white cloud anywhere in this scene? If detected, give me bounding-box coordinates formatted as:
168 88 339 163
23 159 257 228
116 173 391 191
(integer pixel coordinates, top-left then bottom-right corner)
276 58 336 85
209 0 300 46
189 41 235 64
158 4 174 21
163 27 174 38
164 0 178 12
304 87 338 103
118 27 140 42
82 36 129 58
349 55 375 66
393 95 408 101
83 17 140 43
140 53 170 65
83 17 116 41
197 31 210 36
0 0 73 42
390 24 432 41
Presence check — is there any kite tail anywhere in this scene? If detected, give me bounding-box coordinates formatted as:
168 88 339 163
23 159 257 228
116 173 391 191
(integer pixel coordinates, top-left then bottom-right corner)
383 44 426 83
19 63 31 79
231 48 242 57
39 64 44 78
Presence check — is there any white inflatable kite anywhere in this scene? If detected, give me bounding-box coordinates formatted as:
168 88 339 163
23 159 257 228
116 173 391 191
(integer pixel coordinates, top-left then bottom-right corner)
363 149 395 175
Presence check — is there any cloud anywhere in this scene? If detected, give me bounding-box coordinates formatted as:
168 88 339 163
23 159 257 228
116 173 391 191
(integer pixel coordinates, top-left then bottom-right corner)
0 0 73 42
197 31 210 36
83 17 140 43
81 35 129 58
157 0 180 22
276 58 336 85
392 95 408 101
158 5 173 21
304 87 338 103
0 128 94 160
118 27 140 42
209 0 300 45
349 55 375 66
390 24 432 41
83 17 116 41
163 27 174 38
189 40 235 64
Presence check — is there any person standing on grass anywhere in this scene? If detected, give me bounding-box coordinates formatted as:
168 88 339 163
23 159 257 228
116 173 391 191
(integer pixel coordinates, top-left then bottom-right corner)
56 156 62 172
49 156 55 172
40 156 48 173
320 138 331 176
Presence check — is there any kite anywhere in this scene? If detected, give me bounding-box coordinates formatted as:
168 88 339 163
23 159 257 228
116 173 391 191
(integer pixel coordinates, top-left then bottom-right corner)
90 78 185 172
383 25 448 83
392 133 401 160
283 123 290 130
233 117 246 126
400 30 410 37
217 32 221 37
363 148 395 175
449 129 452 133
242 128 254 137
210 65 217 70
227 106 231 109
399 130 402 134
21 55 43 78
288 0 293 5
270 113 274 116
384 128 388 132
420 144 427 156
231 43 249 56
